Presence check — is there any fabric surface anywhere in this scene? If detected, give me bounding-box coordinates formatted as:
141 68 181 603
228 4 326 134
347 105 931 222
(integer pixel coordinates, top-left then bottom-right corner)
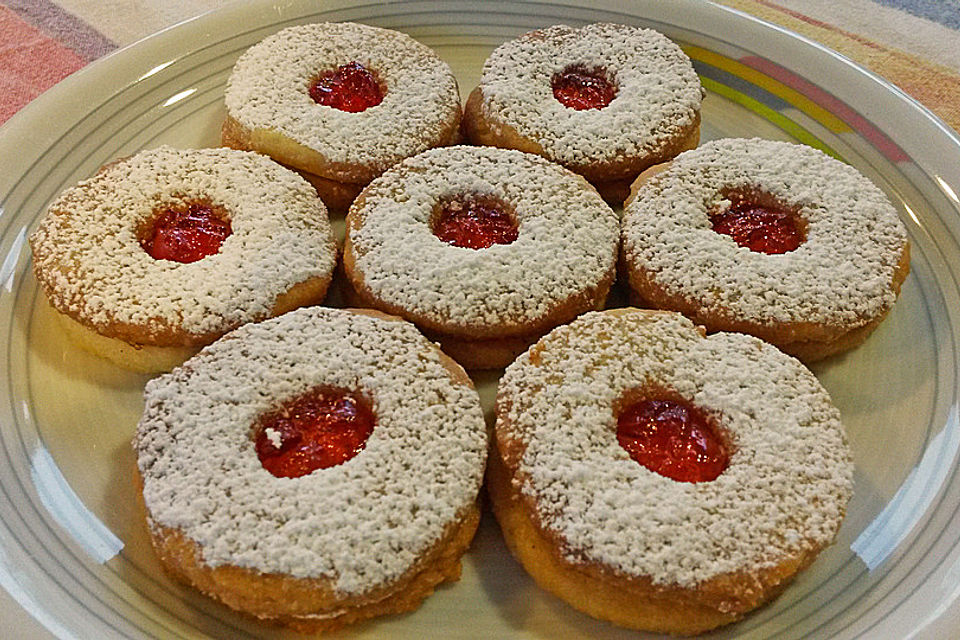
718 0 960 135
0 3 96 122
1 0 960 133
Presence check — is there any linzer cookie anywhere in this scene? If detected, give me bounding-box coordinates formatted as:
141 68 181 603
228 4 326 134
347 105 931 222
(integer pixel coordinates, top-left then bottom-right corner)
222 22 462 213
621 138 910 361
135 307 488 632
29 146 336 373
343 145 620 369
463 22 703 203
491 308 853 634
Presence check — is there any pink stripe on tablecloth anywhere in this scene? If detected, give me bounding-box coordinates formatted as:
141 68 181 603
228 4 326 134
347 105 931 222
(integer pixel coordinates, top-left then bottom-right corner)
5 0 114 61
0 5 88 124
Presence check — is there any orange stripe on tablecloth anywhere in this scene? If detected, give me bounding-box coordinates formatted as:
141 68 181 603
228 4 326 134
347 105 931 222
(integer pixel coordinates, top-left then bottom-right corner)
0 5 87 124
6 0 114 61
744 0 889 51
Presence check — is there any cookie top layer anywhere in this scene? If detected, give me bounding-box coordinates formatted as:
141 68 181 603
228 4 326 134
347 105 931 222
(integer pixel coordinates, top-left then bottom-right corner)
224 22 461 180
345 145 619 337
622 138 909 330
136 307 488 595
475 23 702 168
496 308 853 587
29 146 336 345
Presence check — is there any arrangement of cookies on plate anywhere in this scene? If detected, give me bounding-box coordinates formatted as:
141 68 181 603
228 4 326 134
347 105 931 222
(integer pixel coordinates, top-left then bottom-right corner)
28 20 910 636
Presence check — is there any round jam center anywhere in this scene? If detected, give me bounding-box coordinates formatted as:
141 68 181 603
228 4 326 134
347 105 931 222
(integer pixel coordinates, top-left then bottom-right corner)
255 389 375 478
433 196 519 249
617 399 729 483
141 202 231 263
551 66 616 110
710 202 803 254
309 61 383 113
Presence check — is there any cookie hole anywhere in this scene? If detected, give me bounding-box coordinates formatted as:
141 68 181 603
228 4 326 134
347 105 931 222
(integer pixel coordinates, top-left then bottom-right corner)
710 190 807 255
614 386 731 483
551 64 617 111
138 199 231 263
309 61 384 112
432 193 519 249
253 387 375 478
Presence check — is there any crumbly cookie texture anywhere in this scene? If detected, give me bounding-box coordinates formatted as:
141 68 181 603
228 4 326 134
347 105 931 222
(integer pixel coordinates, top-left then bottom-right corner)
224 22 461 171
622 138 909 328
498 309 853 588
30 145 336 339
136 307 488 595
477 23 702 165
348 145 619 331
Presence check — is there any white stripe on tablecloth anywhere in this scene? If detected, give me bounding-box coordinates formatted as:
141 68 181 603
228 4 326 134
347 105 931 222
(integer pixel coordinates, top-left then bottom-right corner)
41 0 229 47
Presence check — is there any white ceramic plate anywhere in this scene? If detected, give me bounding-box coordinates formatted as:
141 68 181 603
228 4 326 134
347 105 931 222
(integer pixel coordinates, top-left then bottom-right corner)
2 1 960 638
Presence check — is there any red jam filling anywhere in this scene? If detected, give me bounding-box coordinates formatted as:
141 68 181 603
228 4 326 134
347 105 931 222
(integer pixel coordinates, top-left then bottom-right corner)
255 388 375 478
617 399 729 483
309 61 383 112
141 202 231 263
433 196 519 249
710 201 803 254
551 65 616 110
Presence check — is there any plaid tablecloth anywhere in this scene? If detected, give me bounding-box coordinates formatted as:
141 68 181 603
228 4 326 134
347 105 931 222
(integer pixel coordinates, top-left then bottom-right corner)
3 0 960 133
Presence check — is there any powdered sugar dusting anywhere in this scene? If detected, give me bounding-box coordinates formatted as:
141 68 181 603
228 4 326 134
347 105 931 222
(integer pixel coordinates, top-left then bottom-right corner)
348 145 619 332
478 23 702 165
136 307 487 594
30 146 336 340
225 22 460 173
498 309 853 587
622 138 909 326
264 428 283 449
